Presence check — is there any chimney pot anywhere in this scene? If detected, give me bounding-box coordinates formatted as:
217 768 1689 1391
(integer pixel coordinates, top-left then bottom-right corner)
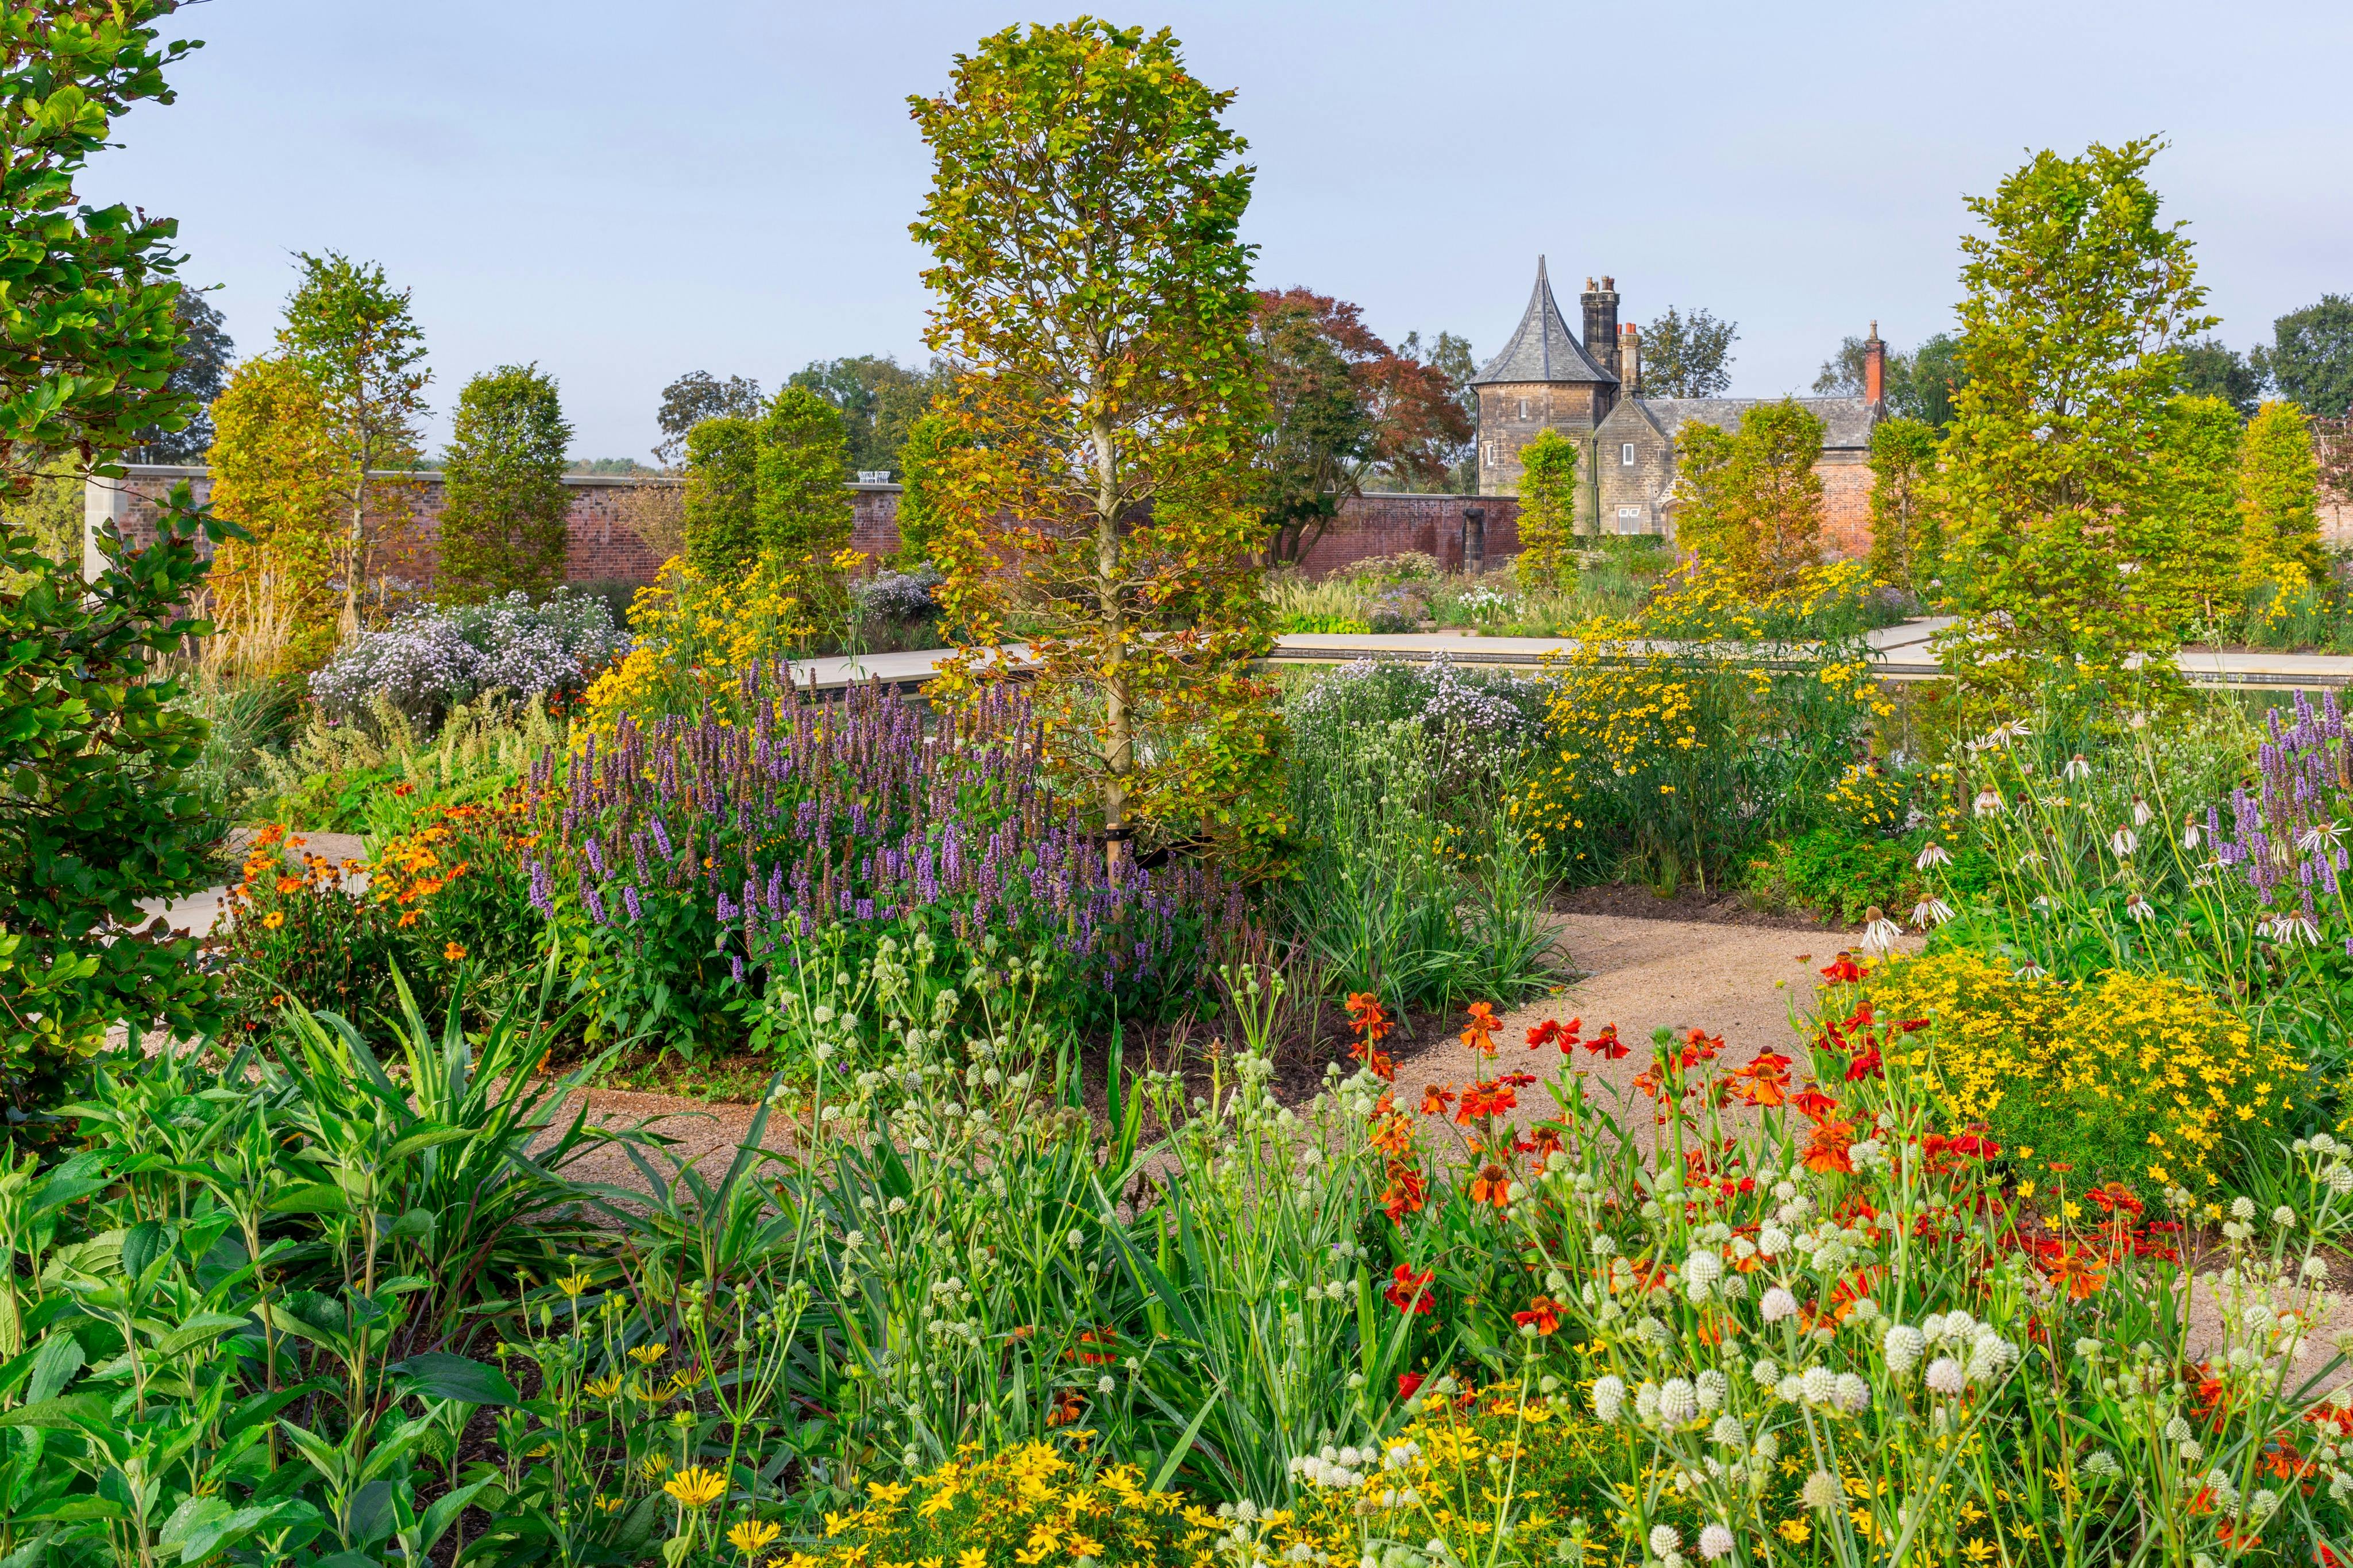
1862 327 1887 409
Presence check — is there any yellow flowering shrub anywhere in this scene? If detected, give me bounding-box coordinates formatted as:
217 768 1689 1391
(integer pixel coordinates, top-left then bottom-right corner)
581 555 841 735
1867 951 2306 1189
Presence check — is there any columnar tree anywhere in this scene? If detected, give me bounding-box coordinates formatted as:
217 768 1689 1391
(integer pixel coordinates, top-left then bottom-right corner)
1671 399 1825 592
2147 394 2245 625
1931 137 2213 693
910 19 1279 863
279 251 430 633
2 1 229 1113
205 354 344 668
1511 427 1579 588
1865 416 1941 593
892 403 971 567
681 416 760 578
754 385 853 567
2237 400 2325 590
438 362 573 603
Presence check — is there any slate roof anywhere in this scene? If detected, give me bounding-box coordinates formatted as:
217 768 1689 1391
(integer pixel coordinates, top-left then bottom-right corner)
1471 257 1618 387
1639 396 1877 450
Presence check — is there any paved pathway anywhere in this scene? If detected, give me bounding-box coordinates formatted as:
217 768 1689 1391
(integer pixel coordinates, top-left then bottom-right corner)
774 622 2353 694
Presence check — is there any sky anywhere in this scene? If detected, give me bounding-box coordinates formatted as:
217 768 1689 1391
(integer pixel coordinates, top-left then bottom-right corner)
94 0 2353 462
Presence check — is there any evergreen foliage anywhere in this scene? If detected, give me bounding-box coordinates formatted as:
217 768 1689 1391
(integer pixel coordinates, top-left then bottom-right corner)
680 415 759 578
1671 399 1826 593
1510 427 1579 588
437 362 574 604
2238 399 2327 590
1930 137 2213 695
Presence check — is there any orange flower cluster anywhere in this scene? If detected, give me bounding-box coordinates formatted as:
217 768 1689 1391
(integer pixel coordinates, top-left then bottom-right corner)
1370 1103 1426 1226
1344 992 1395 1080
1525 1015 1629 1060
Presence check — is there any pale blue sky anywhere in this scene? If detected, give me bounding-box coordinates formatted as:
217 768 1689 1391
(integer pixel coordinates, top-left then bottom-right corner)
95 0 2353 460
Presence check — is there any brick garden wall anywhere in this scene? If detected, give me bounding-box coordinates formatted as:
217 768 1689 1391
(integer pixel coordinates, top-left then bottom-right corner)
91 469 1523 586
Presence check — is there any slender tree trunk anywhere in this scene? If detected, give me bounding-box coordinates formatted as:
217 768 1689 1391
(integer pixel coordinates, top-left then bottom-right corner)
340 469 368 637
1091 412 1131 869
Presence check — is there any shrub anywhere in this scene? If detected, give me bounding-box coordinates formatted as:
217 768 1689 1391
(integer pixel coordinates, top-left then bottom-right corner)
853 562 943 622
1867 949 2305 1189
578 558 819 731
308 588 628 721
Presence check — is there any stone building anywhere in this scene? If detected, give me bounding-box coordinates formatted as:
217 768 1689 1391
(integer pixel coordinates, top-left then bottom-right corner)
1472 258 1884 555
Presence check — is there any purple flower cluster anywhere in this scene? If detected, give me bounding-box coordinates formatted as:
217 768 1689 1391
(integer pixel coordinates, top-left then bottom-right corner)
534 670 1243 999
310 589 631 718
2210 690 2351 940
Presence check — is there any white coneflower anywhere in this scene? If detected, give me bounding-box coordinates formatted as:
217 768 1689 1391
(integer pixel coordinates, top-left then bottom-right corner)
1801 1470 1842 1510
2064 753 2092 781
2124 893 2156 924
1861 906 1902 955
1911 897 1954 930
1973 787 2005 817
1914 841 1952 870
2109 827 2139 856
2183 814 2202 849
2131 795 2153 827
2016 848 2046 869
2278 914 2323 948
2013 961 2047 980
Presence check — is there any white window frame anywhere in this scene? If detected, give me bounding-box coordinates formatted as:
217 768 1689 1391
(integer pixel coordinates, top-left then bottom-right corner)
1621 442 1637 466
1616 505 1644 534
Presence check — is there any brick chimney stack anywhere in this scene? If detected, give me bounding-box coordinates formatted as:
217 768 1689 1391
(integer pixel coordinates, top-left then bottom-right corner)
1619 322 1641 396
1863 320 1886 410
1580 276 1620 374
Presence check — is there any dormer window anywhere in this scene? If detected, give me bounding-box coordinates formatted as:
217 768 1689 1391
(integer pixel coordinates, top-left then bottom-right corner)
1621 442 1637 466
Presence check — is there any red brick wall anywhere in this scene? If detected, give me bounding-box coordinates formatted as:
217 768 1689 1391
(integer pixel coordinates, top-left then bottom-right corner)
1818 454 1874 561
96 470 1523 588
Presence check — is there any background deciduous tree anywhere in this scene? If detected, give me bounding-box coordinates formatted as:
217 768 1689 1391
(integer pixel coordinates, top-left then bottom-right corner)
1930 137 2213 694
2255 295 2353 420
279 251 431 633
205 354 343 670
788 354 942 477
437 362 573 603
127 288 233 463
1397 329 1479 491
2175 337 2263 417
1814 330 1969 427
653 370 762 468
1641 306 1738 398
2236 399 2326 591
1865 415 1942 593
1250 289 1468 562
911 18 1279 864
681 415 759 578
892 403 969 567
1671 399 1824 592
1511 427 1579 588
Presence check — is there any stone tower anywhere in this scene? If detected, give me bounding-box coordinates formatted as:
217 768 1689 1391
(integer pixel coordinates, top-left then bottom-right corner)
1470 257 1619 501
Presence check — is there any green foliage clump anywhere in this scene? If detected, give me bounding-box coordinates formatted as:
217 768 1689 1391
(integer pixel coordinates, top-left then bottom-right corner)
1510 427 1578 588
1865 415 1941 593
2256 293 2353 419
2238 398 2327 590
754 384 853 565
437 362 574 603
1671 398 1825 594
892 404 967 566
680 414 760 577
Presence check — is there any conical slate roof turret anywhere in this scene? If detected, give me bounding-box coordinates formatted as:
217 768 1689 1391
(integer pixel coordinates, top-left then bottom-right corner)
1471 256 1619 386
